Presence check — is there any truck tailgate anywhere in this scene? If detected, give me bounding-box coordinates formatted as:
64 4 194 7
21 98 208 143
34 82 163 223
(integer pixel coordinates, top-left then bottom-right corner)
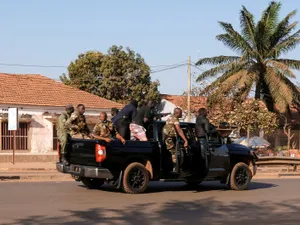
68 139 99 167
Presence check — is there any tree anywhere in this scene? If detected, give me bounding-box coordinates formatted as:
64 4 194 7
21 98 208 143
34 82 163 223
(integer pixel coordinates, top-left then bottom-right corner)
60 45 160 103
60 51 103 95
228 100 278 140
196 1 300 113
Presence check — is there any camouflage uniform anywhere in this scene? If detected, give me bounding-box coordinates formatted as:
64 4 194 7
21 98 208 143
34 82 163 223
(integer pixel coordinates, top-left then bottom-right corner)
163 115 180 163
65 112 90 139
93 120 115 139
57 112 71 154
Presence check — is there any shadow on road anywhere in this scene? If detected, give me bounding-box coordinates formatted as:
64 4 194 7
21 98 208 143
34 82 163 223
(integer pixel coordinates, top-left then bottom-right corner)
5 197 300 225
78 180 277 194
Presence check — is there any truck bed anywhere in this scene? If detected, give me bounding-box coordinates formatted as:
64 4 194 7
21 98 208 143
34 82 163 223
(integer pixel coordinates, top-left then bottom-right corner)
67 138 161 176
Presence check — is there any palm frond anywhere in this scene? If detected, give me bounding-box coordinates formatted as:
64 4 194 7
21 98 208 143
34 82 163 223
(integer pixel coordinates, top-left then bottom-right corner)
255 2 281 55
217 22 253 54
261 1 281 29
237 71 255 89
265 66 294 112
266 60 296 78
196 61 246 81
274 70 300 105
268 29 300 57
196 55 240 66
240 6 256 44
235 73 255 102
199 63 259 96
201 69 247 94
270 10 297 48
207 71 250 106
275 58 300 70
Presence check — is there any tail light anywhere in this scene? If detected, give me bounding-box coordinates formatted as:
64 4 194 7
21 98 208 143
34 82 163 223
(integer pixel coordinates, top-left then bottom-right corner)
57 141 61 160
95 144 106 163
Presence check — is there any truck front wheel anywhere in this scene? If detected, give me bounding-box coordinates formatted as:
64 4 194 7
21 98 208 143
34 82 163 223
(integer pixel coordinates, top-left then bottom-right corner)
81 178 104 189
122 162 149 194
228 162 251 190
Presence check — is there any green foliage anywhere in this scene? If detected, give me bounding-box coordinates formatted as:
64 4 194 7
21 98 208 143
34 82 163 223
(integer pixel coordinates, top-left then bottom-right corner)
275 145 288 151
196 1 300 113
60 52 103 95
60 45 160 103
227 100 279 135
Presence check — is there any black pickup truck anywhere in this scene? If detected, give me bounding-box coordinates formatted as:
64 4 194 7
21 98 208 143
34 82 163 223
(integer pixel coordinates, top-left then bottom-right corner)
56 121 257 194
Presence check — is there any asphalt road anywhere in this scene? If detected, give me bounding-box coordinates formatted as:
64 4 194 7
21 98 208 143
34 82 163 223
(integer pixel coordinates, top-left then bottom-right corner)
0 179 300 225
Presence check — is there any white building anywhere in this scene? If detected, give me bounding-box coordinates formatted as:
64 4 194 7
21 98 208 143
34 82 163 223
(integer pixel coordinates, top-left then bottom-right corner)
0 73 123 154
159 94 207 122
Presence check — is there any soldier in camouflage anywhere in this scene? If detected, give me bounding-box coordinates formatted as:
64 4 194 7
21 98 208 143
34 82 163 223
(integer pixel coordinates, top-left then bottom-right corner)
65 104 91 139
92 112 125 144
163 108 188 171
57 104 74 165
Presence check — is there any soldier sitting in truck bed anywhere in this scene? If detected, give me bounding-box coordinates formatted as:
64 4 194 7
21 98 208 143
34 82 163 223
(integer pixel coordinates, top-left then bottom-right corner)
92 112 125 144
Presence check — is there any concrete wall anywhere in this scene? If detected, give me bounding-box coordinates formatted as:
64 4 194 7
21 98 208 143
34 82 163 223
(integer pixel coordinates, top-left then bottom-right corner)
0 104 112 153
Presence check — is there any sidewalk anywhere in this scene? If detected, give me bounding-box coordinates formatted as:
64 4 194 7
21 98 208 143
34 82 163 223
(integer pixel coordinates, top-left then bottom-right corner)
0 162 72 181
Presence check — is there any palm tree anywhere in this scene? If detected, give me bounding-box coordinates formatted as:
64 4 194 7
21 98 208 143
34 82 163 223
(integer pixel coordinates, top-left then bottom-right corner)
196 1 300 113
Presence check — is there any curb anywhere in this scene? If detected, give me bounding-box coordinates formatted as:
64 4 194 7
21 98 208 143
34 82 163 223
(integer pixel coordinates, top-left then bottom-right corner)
0 168 56 172
255 172 300 179
0 175 73 181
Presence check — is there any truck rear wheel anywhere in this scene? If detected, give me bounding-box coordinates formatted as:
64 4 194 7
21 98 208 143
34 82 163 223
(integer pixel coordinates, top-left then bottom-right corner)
81 178 104 189
228 162 251 190
122 162 149 194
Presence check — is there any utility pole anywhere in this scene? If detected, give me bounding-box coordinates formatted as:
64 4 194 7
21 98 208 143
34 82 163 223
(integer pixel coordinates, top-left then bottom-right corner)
187 56 191 122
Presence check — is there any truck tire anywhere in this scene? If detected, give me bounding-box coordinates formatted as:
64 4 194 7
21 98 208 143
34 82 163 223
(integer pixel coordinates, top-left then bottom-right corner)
228 162 251 190
122 162 149 194
81 178 104 189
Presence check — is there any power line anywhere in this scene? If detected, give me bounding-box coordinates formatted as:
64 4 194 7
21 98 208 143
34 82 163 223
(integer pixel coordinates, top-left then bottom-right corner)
190 61 207 71
150 63 187 74
0 60 190 74
0 62 67 68
191 64 206 72
149 60 187 68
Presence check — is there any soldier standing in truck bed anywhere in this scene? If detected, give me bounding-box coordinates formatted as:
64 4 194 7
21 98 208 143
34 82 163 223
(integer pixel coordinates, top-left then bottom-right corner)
163 108 188 171
57 104 74 165
65 104 91 139
112 100 138 140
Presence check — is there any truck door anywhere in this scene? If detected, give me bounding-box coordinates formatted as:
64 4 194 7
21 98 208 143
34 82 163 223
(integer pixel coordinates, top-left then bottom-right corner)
177 125 199 174
206 133 230 178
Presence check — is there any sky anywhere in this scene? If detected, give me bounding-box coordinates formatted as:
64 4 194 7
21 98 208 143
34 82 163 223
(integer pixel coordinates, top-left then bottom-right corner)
0 0 299 95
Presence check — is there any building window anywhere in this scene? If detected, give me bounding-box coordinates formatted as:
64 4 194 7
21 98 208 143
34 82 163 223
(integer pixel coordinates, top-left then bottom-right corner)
53 124 58 151
1 122 29 150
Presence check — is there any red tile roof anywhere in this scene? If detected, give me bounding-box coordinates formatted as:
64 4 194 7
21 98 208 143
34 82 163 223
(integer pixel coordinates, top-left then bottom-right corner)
161 94 207 112
0 73 123 109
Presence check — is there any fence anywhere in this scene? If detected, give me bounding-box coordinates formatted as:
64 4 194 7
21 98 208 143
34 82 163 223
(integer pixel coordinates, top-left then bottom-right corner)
0 122 29 150
53 124 58 151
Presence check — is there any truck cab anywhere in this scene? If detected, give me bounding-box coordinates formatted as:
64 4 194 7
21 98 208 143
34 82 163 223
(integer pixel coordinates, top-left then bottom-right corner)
56 121 257 194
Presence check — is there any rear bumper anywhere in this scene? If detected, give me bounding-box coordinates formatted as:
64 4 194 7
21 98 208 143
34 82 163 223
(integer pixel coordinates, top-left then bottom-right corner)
56 163 114 179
